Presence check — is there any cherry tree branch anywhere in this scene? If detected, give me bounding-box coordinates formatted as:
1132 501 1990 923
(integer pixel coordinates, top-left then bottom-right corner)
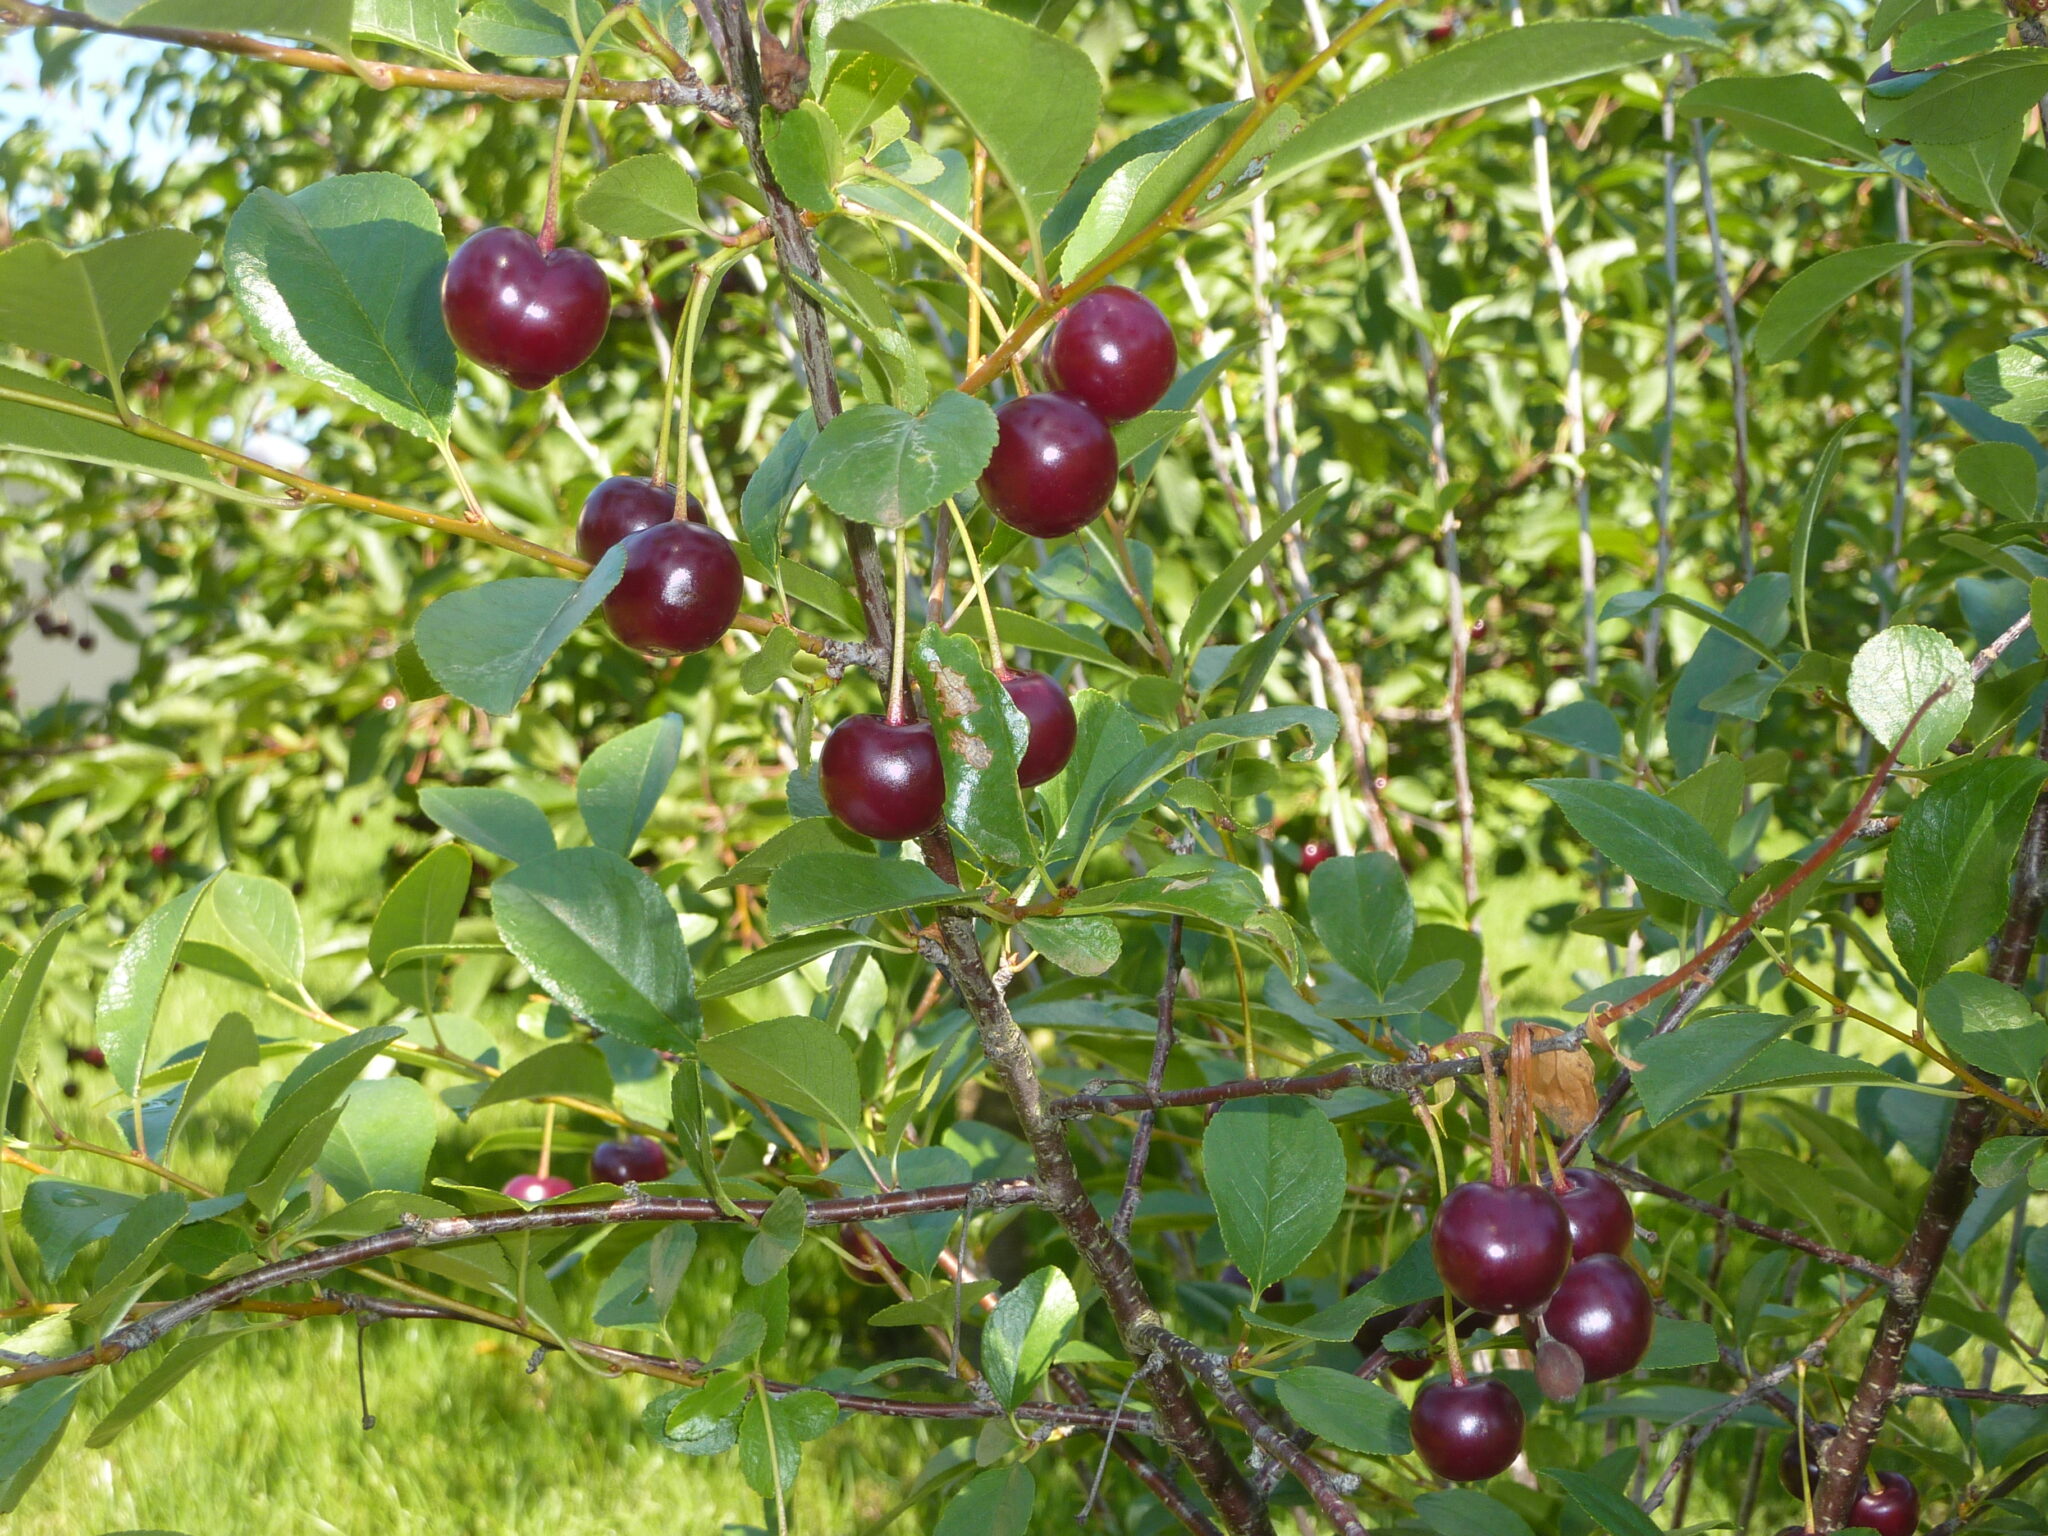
1113 917 1184 1245
1893 1385 2048 1407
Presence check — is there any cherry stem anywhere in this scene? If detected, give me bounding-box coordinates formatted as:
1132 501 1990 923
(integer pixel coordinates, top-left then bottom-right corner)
668 261 717 514
887 534 909 726
538 1103 556 1180
650 272 697 487
1449 1030 1508 1186
1442 1291 1467 1386
945 499 1007 667
539 2 634 252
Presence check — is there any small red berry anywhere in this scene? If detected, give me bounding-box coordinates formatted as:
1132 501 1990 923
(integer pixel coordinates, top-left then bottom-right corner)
589 1136 669 1185
502 1173 574 1202
820 714 945 841
979 393 1119 539
1001 670 1077 787
1044 285 1177 423
577 476 704 563
149 844 172 867
442 226 610 390
601 522 743 655
1300 840 1336 872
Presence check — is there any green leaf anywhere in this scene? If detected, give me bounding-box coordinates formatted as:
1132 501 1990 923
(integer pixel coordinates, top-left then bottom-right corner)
579 714 683 857
700 1016 864 1141
417 785 557 864
471 1040 614 1112
909 623 1034 866
829 3 1099 232
932 1465 1035 1536
85 1327 260 1448
798 392 995 528
1754 244 1928 366
225 1025 403 1194
1966 337 2048 431
594 1225 697 1327
1957 441 2040 520
74 1190 184 1334
1920 121 2022 210
1846 624 1974 769
648 1371 750 1456
1885 755 2048 988
414 543 626 716
1270 18 1725 192
1275 1367 1410 1456
1867 50 2048 146
0 906 81 1100
96 876 217 1098
1542 1466 1666 1536
1631 1011 1800 1124
0 231 203 381
1679 73 1877 162
1924 972 2048 1082
764 851 960 933
1791 422 1852 650
764 102 846 215
165 1012 260 1158
698 930 879 1000
209 872 303 989
1042 101 1237 253
1534 779 1739 911
1309 853 1412 995
0 364 223 496
1526 698 1625 762
369 842 469 1010
741 412 820 566
1973 1135 2044 1187
492 846 700 1051
1413 1490 1537 1536
1203 1097 1345 1296
117 0 356 55
574 154 704 239
224 173 455 440
704 818 871 893
742 1187 809 1285
459 0 603 57
1016 915 1120 976
982 1265 1077 1410
0 1378 82 1514
353 0 463 62
1638 1317 1719 1371
1177 489 1324 681
315 1077 435 1200
21 1181 137 1278
827 1146 970 1277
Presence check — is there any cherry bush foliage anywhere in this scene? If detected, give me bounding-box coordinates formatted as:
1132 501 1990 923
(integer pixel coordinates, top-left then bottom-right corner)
1 0 2047 1532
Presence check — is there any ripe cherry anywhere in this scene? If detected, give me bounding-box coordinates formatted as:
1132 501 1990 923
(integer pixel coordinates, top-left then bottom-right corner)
148 843 172 867
1430 1180 1573 1314
1001 669 1077 787
1410 1376 1525 1482
442 226 610 390
1779 1422 1839 1497
1300 840 1336 873
1850 1470 1920 1536
820 714 944 841
1044 285 1177 423
1557 1168 1634 1259
589 1135 669 1185
601 521 743 655
1537 1254 1654 1382
577 476 704 563
502 1172 573 1202
1388 1352 1431 1381
979 393 1119 538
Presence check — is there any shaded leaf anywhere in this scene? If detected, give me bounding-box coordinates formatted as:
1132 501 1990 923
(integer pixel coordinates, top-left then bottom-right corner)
413 542 626 716
1203 1097 1345 1296
0 231 203 380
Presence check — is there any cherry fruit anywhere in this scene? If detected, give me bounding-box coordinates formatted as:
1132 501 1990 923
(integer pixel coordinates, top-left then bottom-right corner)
1410 1377 1525 1483
1537 1254 1654 1382
577 476 704 563
820 715 944 841
590 1135 669 1185
1388 1352 1431 1381
1002 669 1077 787
1557 1168 1634 1259
601 521 742 655
1044 285 1177 423
1430 1180 1573 1313
1300 840 1336 873
443 227 610 390
502 1173 573 1202
979 393 1119 538
1850 1471 1920 1536
1779 1423 1839 1497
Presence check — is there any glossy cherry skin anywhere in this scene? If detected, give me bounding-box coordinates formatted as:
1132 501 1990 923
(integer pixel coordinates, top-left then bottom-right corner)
1001 669 1077 787
1851 1471 1920 1536
1300 840 1336 873
601 521 743 655
1779 1422 1839 1497
1537 1254 1654 1382
577 476 704 563
502 1173 573 1202
1045 285 1177 422
1388 1352 1431 1380
820 714 945 841
590 1135 670 1185
1558 1168 1634 1259
979 393 1119 538
1430 1180 1573 1314
442 227 610 390
1410 1377 1525 1483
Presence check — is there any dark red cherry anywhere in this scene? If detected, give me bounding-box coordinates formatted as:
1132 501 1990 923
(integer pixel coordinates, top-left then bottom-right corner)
442 226 610 390
577 476 704 563
1388 1352 1431 1380
148 843 172 866
1044 285 1177 423
1850 1471 1920 1536
1001 669 1077 787
1300 840 1336 872
1222 1264 1286 1304
589 1135 669 1185
502 1172 574 1202
1430 1180 1573 1314
1779 1422 1839 1497
1410 1377 1524 1482
820 714 944 841
1557 1168 1634 1259
1537 1254 1653 1382
979 393 1119 538
601 521 742 655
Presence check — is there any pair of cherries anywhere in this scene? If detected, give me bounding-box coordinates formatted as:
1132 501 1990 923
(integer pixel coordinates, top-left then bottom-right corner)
501 1133 670 1202
575 475 745 656
1779 1427 1922 1536
819 669 1077 841
978 286 1178 538
1410 1169 1651 1482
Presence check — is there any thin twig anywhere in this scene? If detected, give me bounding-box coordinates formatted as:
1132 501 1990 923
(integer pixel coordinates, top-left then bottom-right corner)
1114 918 1183 1246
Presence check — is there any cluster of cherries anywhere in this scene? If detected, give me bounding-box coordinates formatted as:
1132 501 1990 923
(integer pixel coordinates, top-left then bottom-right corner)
501 1132 669 1202
1776 1424 1922 1536
438 219 1181 848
